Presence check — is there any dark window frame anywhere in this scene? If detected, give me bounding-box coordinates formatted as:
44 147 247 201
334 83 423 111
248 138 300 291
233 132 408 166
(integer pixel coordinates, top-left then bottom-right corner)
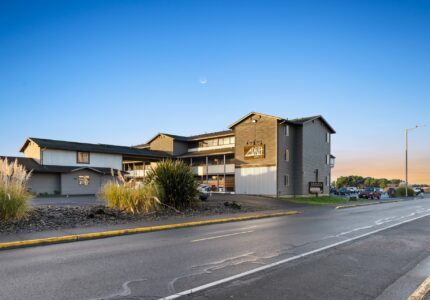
76 151 90 164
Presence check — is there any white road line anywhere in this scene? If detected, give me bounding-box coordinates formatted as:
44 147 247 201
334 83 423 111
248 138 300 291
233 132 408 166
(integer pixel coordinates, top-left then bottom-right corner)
161 212 430 300
191 231 254 243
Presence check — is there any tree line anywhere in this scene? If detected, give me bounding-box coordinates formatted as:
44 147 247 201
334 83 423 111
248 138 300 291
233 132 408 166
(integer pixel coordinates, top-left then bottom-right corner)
334 176 402 189
334 176 429 189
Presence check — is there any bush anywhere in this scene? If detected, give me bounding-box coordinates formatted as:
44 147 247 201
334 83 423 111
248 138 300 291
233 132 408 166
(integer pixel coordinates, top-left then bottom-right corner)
98 175 162 214
395 187 415 197
145 159 198 209
0 158 32 221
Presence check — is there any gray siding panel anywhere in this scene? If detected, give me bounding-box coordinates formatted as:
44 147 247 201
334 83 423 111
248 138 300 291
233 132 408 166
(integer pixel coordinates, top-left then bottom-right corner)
277 124 297 196
28 173 60 195
301 119 331 195
61 170 105 195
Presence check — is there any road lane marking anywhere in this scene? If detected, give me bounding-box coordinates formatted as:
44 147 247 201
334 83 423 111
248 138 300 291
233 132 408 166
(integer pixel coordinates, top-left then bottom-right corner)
198 225 258 237
191 231 254 242
408 276 430 300
161 212 430 300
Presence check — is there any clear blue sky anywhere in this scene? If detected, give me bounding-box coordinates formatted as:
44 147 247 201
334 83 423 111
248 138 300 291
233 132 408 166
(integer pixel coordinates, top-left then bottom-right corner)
1 0 429 182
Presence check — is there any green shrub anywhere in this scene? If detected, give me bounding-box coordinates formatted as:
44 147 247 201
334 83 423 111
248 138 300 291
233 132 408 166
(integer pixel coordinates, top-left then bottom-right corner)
395 187 415 197
0 158 32 221
145 159 198 209
98 178 162 214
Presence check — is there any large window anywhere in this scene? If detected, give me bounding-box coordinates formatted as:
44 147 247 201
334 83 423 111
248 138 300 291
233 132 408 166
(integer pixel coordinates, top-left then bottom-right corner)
77 151 90 164
197 136 235 148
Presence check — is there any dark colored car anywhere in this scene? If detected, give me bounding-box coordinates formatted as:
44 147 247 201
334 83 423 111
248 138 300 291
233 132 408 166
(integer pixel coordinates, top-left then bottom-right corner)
387 188 396 198
337 187 349 196
359 187 381 200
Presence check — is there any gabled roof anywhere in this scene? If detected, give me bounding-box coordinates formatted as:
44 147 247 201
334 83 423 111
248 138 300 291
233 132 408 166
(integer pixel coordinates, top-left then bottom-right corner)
290 115 336 133
20 138 170 158
144 133 189 145
228 112 284 129
228 112 336 133
0 156 122 174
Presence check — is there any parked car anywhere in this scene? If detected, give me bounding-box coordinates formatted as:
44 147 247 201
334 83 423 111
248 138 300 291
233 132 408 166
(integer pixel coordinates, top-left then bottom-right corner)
337 187 350 196
347 187 358 193
330 187 337 194
386 188 396 198
359 187 382 200
413 187 423 195
198 184 211 201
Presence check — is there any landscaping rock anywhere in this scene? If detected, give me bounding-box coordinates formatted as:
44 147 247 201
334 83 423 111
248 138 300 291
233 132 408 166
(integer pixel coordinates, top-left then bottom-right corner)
0 199 259 234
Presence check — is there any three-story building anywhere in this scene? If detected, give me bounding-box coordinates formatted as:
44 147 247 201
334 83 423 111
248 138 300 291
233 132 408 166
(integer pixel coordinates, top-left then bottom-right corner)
3 112 335 196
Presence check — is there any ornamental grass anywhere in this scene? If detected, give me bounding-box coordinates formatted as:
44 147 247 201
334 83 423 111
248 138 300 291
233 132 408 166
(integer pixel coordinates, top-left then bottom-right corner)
98 170 162 214
0 158 32 221
144 159 198 209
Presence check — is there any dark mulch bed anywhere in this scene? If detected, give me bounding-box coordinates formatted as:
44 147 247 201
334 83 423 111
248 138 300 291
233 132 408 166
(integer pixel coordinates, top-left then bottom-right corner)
0 200 261 234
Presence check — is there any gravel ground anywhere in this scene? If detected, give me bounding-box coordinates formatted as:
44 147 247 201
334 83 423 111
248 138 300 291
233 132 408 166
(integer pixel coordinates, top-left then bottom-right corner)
0 198 267 234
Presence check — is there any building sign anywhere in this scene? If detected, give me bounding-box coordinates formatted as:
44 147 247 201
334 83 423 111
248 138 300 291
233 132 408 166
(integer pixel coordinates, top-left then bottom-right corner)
309 182 323 194
244 145 265 159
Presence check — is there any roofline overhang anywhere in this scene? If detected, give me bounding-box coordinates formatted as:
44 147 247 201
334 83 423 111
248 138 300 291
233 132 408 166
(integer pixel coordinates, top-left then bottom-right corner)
228 112 283 129
298 116 336 134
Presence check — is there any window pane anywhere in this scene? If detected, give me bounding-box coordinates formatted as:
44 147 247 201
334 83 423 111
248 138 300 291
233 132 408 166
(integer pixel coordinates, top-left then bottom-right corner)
78 176 90 186
230 137 235 144
77 152 89 163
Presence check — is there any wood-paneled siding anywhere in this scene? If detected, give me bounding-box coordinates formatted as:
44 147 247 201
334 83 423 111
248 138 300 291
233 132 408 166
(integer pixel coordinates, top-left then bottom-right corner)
234 114 278 167
149 135 174 153
23 141 41 163
233 114 278 195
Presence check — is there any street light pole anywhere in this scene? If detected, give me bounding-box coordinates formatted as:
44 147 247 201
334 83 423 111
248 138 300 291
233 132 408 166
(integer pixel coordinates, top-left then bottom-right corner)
405 125 425 197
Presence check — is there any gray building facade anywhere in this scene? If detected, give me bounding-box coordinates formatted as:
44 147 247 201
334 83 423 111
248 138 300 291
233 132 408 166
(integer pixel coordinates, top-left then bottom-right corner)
2 112 335 196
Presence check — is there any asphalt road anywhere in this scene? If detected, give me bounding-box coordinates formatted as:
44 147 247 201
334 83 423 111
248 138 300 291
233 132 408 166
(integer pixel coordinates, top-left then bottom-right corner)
2 198 430 299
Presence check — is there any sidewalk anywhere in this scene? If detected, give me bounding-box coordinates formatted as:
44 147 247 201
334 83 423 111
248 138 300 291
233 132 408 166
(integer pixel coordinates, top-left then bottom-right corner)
0 209 298 244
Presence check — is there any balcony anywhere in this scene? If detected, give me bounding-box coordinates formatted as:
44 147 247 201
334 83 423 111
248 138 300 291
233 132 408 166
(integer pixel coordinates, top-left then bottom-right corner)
125 169 151 178
192 164 235 176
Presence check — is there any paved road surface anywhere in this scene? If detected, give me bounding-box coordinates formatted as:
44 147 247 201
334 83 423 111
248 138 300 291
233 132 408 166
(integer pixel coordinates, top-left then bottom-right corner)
2 198 430 299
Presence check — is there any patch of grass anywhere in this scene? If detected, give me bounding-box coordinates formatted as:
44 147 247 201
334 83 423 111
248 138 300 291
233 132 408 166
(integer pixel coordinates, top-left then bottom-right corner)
279 195 365 206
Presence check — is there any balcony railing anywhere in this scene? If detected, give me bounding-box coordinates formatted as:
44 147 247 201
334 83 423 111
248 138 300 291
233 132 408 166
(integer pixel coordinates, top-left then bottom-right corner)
192 164 235 176
125 169 151 178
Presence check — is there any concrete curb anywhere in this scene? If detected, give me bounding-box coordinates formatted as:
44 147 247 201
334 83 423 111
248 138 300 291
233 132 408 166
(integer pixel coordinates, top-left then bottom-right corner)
335 200 400 209
408 276 430 300
0 211 300 251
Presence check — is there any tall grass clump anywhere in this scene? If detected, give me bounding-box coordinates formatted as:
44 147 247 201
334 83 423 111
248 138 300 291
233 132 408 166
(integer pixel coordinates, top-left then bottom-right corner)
99 171 162 214
145 159 198 209
0 158 32 221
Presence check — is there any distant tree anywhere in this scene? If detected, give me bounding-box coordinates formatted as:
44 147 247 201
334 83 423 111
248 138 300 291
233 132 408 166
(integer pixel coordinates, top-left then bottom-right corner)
335 176 406 189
